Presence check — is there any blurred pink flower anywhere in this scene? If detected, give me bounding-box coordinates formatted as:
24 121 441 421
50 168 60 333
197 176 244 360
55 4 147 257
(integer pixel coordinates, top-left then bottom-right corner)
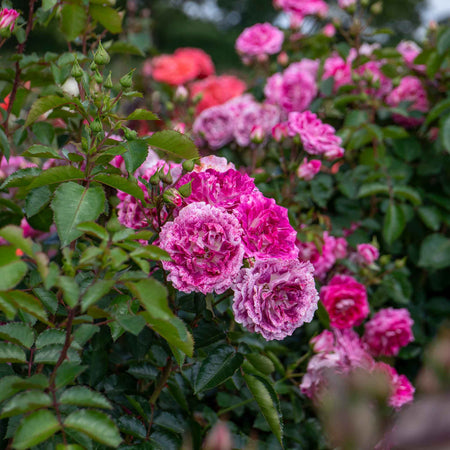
235 23 284 58
297 158 321 181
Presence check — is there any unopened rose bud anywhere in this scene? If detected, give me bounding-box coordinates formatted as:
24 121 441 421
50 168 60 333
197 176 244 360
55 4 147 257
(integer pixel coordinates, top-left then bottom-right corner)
250 125 264 144
323 23 336 37
277 51 289 66
356 243 379 265
182 159 195 172
272 122 288 142
149 171 160 185
120 70 134 89
94 42 111 66
71 59 84 80
429 20 438 31
0 8 19 35
94 70 103 84
174 85 188 102
90 118 102 134
104 72 113 89
162 188 182 206
61 77 80 97
178 180 192 197
370 1 382 15
203 421 232 450
160 170 173 185
123 127 137 141
90 61 97 71
297 158 321 181
173 122 186 134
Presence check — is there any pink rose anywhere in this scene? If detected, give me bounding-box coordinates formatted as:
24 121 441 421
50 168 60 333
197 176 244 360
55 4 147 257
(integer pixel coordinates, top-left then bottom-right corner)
322 24 336 37
386 76 429 127
271 122 289 142
236 23 284 58
320 275 369 329
288 111 345 157
355 61 393 99
363 308 414 357
0 8 19 32
193 156 236 173
297 158 321 181
193 105 234 149
397 41 425 72
356 243 379 265
338 0 356 8
232 258 318 341
311 330 334 353
235 191 298 260
0 156 36 179
160 202 244 294
277 0 328 18
323 54 352 92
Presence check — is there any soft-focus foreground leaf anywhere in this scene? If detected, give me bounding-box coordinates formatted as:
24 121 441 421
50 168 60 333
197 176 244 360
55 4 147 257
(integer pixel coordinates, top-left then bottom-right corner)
418 233 450 270
12 409 60 449
51 182 105 246
383 203 406 245
243 373 283 447
61 4 87 41
64 409 122 447
89 4 123 34
146 130 199 159
195 345 243 393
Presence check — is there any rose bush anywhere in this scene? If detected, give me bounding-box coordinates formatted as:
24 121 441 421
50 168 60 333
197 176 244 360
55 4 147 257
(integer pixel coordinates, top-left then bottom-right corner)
0 0 448 449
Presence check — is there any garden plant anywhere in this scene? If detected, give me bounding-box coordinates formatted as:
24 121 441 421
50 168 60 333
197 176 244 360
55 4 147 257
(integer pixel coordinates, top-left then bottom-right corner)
0 0 449 449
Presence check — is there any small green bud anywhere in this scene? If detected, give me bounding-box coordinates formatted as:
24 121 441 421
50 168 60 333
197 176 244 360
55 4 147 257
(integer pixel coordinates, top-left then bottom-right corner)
90 118 102 134
123 127 138 141
119 70 134 89
94 42 111 66
165 101 174 112
162 188 182 206
71 59 84 80
90 61 97 71
182 159 196 172
104 72 113 89
370 1 382 15
160 170 173 185
94 70 103 84
149 171 160 185
178 181 192 198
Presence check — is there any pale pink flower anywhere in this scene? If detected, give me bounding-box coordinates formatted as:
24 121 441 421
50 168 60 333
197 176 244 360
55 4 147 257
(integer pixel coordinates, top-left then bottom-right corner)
386 76 429 127
193 156 235 173
323 54 352 92
363 308 414 357
297 158 321 181
320 275 369 329
234 191 298 260
232 258 318 341
0 8 19 32
235 23 284 57
193 105 234 149
397 41 425 72
338 0 356 9
277 0 328 18
272 122 289 142
287 111 345 157
323 24 336 37
159 202 244 294
357 243 379 265
311 330 334 353
0 156 36 179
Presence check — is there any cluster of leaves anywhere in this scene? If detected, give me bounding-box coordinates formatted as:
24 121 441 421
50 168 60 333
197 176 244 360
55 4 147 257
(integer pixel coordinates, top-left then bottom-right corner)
0 0 448 449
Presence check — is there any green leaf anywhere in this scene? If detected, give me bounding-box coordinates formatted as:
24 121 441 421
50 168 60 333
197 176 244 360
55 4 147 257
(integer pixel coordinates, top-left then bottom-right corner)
25 95 72 127
418 234 450 270
22 145 63 159
93 173 145 202
127 364 159 381
108 41 145 57
89 4 123 34
58 276 80 307
26 186 52 217
0 376 23 402
34 345 80 365
81 279 115 311
60 386 112 409
0 323 34 348
0 167 42 189
441 114 450 154
317 301 330 329
12 409 60 450
0 292 16 320
51 182 105 246
42 0 57 11
64 409 122 447
61 4 87 41
426 98 450 125
122 140 149 174
0 342 27 363
33 288 58 314
245 354 275 375
393 186 422 205
55 363 87 389
0 261 28 290
4 291 48 323
195 346 243 393
0 126 10 160
12 374 49 391
1 391 52 418
358 182 389 198
35 329 66 348
76 221 109 241
383 203 406 245
129 245 171 261
28 166 84 190
0 225 34 256
146 130 198 159
437 27 450 54
382 126 409 139
243 373 283 447
417 206 441 231
127 279 171 320
126 109 159 121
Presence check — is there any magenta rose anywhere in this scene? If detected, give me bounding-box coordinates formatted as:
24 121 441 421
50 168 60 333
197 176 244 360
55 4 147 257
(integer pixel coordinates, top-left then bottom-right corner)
363 307 414 357
235 23 284 57
356 243 379 265
320 275 369 329
0 8 19 32
232 258 318 341
193 105 234 149
159 202 244 294
234 191 298 260
397 40 425 72
288 111 345 157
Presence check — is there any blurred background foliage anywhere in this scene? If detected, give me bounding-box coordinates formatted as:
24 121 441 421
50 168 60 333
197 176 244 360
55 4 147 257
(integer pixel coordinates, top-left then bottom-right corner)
9 0 450 71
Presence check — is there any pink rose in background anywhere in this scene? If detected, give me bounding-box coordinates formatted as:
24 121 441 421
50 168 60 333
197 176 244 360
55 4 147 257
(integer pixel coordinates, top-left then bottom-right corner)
320 275 369 329
322 23 336 37
363 308 414 357
277 0 328 19
386 75 429 127
193 105 234 149
235 191 298 260
288 111 345 157
232 258 318 340
159 202 244 294
355 61 393 99
374 362 415 409
323 54 352 92
311 330 334 353
0 8 19 32
178 168 256 212
271 122 289 142
357 243 379 265
193 156 236 173
190 75 246 114
338 0 356 9
397 41 425 72
173 47 214 79
297 158 321 181
264 73 284 106
0 156 37 179
236 23 284 58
